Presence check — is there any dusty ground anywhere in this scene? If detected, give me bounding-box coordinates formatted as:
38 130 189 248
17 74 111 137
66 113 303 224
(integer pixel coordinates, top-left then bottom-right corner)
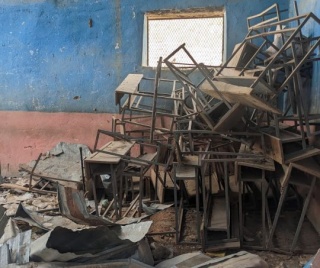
148 207 315 267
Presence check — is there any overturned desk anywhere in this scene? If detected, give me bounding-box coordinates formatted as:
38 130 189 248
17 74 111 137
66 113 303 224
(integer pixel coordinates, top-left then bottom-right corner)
84 140 135 219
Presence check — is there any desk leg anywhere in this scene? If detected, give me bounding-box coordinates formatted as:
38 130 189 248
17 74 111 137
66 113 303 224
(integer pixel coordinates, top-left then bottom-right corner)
111 165 119 220
224 162 230 239
91 178 99 216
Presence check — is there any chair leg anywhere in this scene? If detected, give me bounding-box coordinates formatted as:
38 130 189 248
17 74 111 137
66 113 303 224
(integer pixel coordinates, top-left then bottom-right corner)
138 170 144 217
195 168 200 243
173 165 179 244
261 171 266 248
290 176 316 251
201 166 207 249
239 180 244 246
267 185 289 249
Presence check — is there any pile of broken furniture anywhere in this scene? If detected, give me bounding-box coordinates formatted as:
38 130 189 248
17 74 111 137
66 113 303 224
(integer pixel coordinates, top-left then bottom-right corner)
1 3 320 266
104 3 320 253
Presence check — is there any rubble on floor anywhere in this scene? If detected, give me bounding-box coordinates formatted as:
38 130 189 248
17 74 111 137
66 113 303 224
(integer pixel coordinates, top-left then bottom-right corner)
1 3 320 267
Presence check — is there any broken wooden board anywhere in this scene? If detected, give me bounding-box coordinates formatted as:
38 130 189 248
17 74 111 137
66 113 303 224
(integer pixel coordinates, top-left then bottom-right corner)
115 74 143 107
19 164 82 189
213 103 246 132
284 147 320 164
236 144 275 171
227 41 259 70
85 140 135 164
150 167 174 204
291 157 320 179
200 80 281 114
215 76 273 95
207 196 227 232
254 128 302 164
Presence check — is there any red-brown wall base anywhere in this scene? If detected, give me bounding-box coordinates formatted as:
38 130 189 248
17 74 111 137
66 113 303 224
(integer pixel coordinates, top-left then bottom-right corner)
0 111 116 176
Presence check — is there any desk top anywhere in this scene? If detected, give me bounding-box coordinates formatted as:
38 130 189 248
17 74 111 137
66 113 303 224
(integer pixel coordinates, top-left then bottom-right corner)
236 144 275 171
85 140 135 164
115 74 143 106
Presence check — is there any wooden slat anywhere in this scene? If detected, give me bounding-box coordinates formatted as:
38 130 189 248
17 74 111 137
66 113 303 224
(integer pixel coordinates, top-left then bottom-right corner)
200 80 281 114
213 103 245 132
176 165 196 179
237 144 275 171
115 74 143 105
207 197 227 231
85 140 134 164
291 157 320 178
285 147 320 164
215 76 273 95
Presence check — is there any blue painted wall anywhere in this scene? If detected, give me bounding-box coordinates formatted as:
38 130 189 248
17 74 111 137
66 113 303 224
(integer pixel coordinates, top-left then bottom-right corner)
0 0 289 113
289 0 320 114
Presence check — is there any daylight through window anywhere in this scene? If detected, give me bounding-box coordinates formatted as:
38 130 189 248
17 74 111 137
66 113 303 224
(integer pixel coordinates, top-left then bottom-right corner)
146 12 224 67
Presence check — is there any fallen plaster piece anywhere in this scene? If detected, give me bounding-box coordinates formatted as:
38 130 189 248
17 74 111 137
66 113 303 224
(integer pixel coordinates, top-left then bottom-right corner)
22 142 91 184
142 203 174 215
195 251 269 267
156 251 268 268
131 238 155 267
114 221 153 243
5 258 154 267
116 215 149 225
156 251 211 268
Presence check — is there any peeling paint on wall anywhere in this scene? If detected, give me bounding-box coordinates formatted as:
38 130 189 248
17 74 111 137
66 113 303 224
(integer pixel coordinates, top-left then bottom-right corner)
0 0 289 113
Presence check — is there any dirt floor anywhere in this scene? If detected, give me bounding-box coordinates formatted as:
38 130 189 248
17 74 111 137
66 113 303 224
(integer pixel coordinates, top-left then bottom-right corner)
148 207 315 267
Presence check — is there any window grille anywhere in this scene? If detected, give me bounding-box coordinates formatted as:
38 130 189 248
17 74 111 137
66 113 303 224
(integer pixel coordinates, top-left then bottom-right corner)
147 15 224 67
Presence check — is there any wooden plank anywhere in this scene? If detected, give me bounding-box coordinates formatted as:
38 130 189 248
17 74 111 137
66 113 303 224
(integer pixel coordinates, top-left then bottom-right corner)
262 133 284 164
115 74 143 106
19 164 83 185
258 129 303 164
213 103 245 132
262 128 302 143
176 165 196 179
150 167 174 203
291 157 320 178
285 147 320 164
85 140 134 164
200 80 281 114
207 197 227 231
288 172 315 187
205 240 240 251
215 76 273 95
237 144 275 171
227 42 258 70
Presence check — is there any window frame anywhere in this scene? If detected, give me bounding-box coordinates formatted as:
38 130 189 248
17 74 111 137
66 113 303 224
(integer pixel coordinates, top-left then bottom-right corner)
142 8 226 68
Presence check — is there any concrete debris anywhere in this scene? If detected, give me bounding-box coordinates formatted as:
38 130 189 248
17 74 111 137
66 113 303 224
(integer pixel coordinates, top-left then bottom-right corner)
142 203 173 215
19 142 91 190
156 251 211 268
2 4 320 267
150 242 173 263
156 251 268 268
114 221 153 243
5 259 154 267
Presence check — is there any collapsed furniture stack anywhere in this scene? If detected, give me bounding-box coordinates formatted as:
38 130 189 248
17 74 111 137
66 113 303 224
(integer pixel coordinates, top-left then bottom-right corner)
85 4 320 253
